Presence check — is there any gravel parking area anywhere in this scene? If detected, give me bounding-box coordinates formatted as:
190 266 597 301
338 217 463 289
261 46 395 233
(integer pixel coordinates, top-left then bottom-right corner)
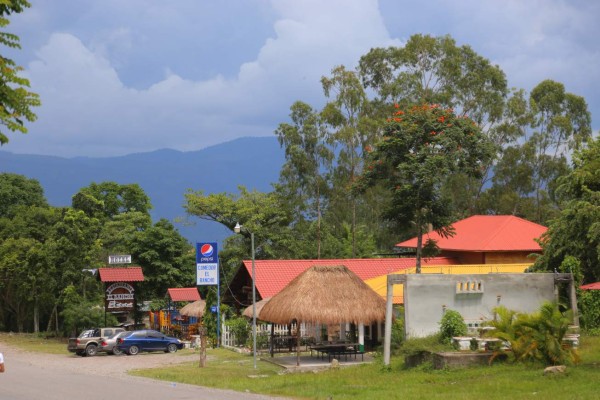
0 341 202 379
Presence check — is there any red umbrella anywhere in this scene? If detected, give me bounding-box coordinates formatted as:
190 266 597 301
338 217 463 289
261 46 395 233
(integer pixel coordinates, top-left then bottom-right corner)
580 282 600 290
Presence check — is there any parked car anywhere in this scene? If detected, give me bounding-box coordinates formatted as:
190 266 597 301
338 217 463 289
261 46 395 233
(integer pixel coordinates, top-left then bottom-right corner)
116 329 184 355
67 327 126 356
98 331 130 355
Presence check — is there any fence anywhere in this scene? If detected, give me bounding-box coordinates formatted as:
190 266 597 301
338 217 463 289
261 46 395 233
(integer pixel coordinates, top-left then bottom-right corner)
221 320 323 350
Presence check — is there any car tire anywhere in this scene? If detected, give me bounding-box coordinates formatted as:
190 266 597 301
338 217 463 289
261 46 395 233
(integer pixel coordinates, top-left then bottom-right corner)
85 344 98 357
128 345 139 355
112 347 122 355
166 344 178 353
76 350 85 357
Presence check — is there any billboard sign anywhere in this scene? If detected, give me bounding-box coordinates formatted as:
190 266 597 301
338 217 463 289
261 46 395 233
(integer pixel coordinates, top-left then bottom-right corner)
108 254 132 264
196 242 219 286
105 282 135 311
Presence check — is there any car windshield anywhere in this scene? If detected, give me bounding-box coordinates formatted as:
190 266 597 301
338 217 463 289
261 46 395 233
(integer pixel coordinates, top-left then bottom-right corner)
79 330 95 338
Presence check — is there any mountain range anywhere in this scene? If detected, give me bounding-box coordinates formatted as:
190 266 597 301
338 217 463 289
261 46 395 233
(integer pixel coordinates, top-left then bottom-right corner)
0 136 285 245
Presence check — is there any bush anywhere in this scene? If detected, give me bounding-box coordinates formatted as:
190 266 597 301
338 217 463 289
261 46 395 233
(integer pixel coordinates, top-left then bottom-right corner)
439 309 467 343
486 302 579 366
224 316 250 347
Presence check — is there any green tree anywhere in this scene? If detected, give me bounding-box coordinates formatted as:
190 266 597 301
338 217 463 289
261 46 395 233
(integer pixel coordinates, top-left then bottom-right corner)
534 137 600 283
484 81 591 222
0 173 47 217
72 182 152 220
321 65 380 256
130 218 195 300
356 104 493 271
0 0 40 145
275 101 332 258
358 34 508 213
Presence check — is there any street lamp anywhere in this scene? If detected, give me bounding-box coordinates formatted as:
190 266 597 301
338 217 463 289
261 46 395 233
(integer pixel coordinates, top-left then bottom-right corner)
234 222 257 369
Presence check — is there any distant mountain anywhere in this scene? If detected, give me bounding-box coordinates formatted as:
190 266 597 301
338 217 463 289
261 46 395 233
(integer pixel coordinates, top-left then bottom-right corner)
0 136 285 245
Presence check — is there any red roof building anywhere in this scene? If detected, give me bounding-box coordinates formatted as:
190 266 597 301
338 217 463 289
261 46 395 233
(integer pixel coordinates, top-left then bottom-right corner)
395 215 547 264
98 267 145 282
225 257 456 307
167 288 201 302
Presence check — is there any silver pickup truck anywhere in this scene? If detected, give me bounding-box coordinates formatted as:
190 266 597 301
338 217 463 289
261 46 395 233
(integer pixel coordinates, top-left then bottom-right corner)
67 327 125 356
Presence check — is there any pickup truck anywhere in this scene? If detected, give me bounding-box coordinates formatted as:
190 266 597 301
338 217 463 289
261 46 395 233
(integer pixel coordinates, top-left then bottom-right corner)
67 327 126 356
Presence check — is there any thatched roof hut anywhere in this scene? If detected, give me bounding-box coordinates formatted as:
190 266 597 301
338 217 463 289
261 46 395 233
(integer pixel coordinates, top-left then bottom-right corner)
179 299 206 318
242 297 271 319
260 265 386 325
259 265 386 366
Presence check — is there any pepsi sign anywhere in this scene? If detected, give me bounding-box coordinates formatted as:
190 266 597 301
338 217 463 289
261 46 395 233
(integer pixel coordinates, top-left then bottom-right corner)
196 242 219 286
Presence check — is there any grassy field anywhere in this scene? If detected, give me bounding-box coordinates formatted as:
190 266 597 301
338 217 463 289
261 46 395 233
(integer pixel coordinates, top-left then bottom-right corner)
2 332 600 399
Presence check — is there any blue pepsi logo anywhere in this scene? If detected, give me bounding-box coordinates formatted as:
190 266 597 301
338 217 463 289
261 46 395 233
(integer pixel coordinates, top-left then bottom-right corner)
200 244 214 257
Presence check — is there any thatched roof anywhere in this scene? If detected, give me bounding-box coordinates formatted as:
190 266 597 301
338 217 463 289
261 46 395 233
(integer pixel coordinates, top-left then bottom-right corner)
259 265 386 325
242 297 271 319
179 299 206 318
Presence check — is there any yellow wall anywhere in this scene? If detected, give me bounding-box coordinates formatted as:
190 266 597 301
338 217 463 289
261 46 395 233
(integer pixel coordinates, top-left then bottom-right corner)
365 263 533 304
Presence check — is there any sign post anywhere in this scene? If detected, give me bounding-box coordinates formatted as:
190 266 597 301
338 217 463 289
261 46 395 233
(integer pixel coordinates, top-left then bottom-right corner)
196 242 220 347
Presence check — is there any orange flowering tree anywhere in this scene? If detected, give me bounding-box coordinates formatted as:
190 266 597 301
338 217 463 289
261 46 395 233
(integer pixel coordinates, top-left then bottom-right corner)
356 104 493 272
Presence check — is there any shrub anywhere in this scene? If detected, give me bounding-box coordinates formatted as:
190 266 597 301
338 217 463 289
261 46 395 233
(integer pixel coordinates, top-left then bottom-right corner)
439 309 467 343
485 302 579 365
224 316 250 347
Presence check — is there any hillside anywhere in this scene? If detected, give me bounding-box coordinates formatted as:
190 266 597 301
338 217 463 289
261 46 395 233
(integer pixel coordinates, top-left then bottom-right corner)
0 136 285 245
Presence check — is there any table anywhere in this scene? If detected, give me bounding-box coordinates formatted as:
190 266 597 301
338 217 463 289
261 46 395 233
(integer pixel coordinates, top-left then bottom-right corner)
310 343 364 361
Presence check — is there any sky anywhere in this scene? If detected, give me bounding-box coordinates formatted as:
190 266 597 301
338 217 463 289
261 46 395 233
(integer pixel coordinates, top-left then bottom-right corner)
3 0 599 158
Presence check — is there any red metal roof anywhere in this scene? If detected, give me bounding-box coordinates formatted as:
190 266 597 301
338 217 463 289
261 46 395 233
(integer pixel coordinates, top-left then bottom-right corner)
241 257 456 299
98 267 144 282
396 215 547 252
580 282 600 290
167 288 201 301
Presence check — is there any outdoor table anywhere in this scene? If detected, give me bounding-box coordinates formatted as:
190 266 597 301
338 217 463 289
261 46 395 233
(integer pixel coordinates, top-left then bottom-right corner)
310 342 363 361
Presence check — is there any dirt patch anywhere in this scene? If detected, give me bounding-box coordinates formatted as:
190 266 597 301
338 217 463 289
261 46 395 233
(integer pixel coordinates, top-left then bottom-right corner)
0 340 202 379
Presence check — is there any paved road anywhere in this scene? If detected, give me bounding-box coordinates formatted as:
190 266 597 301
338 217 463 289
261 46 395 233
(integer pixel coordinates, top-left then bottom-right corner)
0 343 290 400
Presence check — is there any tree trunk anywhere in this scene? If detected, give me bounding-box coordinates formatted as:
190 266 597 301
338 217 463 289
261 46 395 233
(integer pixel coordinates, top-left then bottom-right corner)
415 221 423 274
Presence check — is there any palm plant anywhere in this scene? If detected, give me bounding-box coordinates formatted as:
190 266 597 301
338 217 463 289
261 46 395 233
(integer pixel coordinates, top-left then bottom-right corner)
485 302 579 365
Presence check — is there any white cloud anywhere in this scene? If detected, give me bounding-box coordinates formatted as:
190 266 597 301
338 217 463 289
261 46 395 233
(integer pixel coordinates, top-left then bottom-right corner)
3 0 598 157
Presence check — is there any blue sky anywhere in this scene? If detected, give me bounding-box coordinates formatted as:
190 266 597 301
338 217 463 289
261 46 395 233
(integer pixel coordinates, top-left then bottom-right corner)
4 0 599 157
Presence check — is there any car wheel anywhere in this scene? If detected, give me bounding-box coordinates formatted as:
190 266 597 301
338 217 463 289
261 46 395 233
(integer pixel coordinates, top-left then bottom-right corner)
166 344 178 353
112 347 122 355
85 344 98 357
128 345 139 355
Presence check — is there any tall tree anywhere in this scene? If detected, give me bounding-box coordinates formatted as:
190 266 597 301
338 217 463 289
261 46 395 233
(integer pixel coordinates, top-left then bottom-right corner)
483 80 591 222
0 0 40 145
0 173 47 217
72 182 152 220
534 137 600 283
356 104 493 271
320 65 379 256
275 101 332 258
358 34 508 213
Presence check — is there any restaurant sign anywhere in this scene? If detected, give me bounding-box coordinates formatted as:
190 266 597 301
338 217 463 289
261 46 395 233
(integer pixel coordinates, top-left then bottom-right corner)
105 282 135 311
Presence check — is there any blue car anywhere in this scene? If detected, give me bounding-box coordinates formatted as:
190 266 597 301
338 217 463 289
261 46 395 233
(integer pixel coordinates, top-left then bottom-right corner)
116 329 184 355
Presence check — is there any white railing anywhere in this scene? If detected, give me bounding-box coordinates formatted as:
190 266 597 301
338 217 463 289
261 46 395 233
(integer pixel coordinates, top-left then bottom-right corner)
221 321 322 349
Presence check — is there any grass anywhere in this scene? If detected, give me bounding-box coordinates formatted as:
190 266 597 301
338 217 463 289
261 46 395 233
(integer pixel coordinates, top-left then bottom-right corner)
0 332 69 354
2 333 600 399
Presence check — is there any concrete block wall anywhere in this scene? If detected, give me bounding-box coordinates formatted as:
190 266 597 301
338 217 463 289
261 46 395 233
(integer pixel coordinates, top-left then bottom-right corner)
404 273 556 338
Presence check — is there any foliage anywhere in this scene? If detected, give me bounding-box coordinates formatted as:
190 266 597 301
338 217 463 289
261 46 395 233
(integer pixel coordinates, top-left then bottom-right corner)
578 290 600 330
485 302 579 366
0 173 47 217
60 285 117 336
224 315 250 347
0 0 40 145
533 136 600 283
390 315 405 351
397 333 453 356
356 103 493 270
439 309 467 343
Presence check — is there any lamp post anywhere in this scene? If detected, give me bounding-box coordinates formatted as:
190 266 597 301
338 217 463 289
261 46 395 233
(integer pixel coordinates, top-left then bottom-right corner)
234 222 257 369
